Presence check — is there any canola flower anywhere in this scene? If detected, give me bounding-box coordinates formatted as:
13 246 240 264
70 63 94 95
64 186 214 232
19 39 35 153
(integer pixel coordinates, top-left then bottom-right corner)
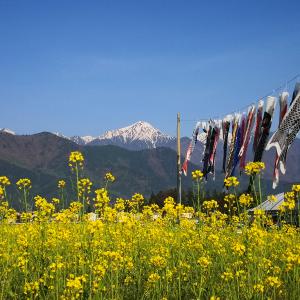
239 193 253 207
104 172 115 190
104 172 115 183
69 151 84 202
292 184 300 193
16 178 32 190
78 178 92 197
191 170 203 181
94 188 110 217
0 176 11 200
77 178 93 215
0 186 4 200
129 193 144 213
224 176 239 188
245 162 266 206
191 170 204 211
279 192 296 216
245 161 265 175
0 204 299 299
202 199 219 213
16 178 32 212
0 154 299 299
58 180 66 189
68 151 84 169
58 179 66 209
0 175 11 188
268 194 278 202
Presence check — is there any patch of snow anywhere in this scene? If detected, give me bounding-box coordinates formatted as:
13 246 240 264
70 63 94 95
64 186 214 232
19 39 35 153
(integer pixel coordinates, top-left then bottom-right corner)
0 128 16 135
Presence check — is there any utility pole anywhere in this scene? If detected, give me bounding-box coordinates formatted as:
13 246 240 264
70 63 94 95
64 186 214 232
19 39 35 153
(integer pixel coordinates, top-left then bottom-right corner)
177 112 182 204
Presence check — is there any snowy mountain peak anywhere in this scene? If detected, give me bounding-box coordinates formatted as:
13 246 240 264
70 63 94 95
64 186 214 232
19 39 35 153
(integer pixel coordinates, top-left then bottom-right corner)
98 121 174 148
70 135 96 145
0 128 16 135
53 132 70 140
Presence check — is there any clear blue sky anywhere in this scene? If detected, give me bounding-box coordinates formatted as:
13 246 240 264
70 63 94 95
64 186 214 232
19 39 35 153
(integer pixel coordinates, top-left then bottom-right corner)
0 0 299 137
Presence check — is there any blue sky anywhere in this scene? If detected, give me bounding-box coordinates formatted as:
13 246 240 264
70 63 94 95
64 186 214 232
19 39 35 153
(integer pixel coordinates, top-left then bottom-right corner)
0 0 300 137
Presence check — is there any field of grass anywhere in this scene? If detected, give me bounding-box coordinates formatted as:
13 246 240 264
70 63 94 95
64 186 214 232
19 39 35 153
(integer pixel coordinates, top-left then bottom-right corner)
0 152 300 299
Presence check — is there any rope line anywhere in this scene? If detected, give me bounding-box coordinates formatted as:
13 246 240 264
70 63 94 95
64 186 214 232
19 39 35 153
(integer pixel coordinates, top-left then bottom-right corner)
181 74 300 123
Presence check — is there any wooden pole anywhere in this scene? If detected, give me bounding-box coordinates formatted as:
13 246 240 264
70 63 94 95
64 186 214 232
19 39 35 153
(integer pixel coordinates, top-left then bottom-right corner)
177 112 182 204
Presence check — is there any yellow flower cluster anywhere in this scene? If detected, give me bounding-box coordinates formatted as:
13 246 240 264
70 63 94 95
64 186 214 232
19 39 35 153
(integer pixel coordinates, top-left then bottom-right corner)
148 273 160 284
68 151 84 169
128 193 144 212
279 192 296 212
202 200 219 211
267 194 277 202
265 276 282 288
197 256 211 268
52 197 60 204
114 198 125 212
0 198 298 299
150 255 167 268
0 152 299 299
191 170 203 180
0 201 17 222
58 180 66 189
292 184 300 193
224 194 235 204
24 281 40 298
224 176 239 187
239 194 253 207
63 274 87 299
16 178 32 190
232 242 246 256
0 186 4 199
78 178 92 197
0 176 11 186
245 161 265 175
104 172 115 182
253 283 264 293
34 195 55 219
94 188 110 215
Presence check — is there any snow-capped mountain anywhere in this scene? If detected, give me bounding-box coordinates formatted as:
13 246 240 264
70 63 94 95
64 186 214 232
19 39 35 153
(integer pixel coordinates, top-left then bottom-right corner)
52 132 96 145
53 132 70 140
89 121 175 150
0 128 16 135
70 135 96 145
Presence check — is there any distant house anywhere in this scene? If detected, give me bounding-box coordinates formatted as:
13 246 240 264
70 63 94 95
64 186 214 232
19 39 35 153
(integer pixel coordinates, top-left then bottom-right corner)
248 193 285 217
249 193 299 225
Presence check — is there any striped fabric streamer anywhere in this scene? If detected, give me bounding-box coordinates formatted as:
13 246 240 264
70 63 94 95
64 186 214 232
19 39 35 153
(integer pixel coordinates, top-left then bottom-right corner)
272 92 288 189
209 125 220 179
266 83 300 175
225 115 240 178
238 105 256 170
253 100 264 154
222 117 231 173
182 122 201 176
254 96 277 162
202 123 212 178
231 121 242 176
240 113 246 147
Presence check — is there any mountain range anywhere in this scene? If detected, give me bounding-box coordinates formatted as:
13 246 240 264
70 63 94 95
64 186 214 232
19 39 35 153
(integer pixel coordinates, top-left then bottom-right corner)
0 130 197 208
0 121 299 208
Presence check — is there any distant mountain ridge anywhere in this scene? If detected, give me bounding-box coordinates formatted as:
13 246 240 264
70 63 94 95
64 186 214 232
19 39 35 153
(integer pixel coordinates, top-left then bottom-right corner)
0 129 299 211
0 131 197 207
1 122 299 188
1 121 176 149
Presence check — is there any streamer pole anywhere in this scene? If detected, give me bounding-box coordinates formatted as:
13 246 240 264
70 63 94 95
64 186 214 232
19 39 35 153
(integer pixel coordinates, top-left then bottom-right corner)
177 112 182 204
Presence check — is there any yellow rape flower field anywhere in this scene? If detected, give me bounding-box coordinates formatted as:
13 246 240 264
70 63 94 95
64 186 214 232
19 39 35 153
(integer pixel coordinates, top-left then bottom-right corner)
0 152 300 299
